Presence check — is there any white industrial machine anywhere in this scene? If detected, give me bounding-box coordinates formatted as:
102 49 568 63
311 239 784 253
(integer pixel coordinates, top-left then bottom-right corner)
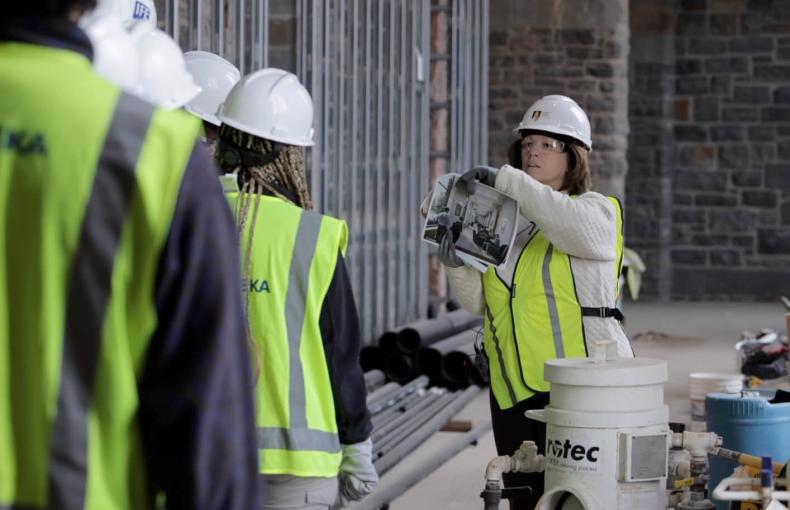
482 342 722 510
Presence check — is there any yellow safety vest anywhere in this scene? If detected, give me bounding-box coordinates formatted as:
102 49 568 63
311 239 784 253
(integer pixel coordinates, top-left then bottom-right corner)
0 42 200 508
228 194 347 477
482 197 624 409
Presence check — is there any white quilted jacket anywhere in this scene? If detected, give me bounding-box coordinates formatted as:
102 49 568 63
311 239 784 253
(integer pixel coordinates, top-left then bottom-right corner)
446 164 634 358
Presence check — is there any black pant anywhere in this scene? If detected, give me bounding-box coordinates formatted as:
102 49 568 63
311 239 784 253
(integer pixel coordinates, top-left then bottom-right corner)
490 390 550 510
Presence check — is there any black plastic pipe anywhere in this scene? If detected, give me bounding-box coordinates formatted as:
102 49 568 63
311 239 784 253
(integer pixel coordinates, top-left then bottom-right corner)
395 309 483 354
384 353 416 384
415 329 477 386
360 345 385 372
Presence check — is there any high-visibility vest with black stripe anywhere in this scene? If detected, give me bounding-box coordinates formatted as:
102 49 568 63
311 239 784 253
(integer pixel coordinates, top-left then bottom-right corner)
228 194 347 477
482 197 624 409
0 42 201 509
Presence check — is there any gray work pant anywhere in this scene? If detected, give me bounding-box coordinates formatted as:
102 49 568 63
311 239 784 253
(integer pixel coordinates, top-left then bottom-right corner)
259 474 340 510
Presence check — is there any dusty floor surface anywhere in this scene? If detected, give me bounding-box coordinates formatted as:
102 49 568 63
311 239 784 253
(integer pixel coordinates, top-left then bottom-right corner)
381 301 789 510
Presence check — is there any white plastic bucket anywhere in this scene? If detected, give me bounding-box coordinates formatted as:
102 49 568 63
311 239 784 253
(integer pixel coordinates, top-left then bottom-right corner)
688 372 743 431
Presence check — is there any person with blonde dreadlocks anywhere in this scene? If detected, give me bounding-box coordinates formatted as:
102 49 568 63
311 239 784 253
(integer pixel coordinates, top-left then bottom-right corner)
216 68 377 510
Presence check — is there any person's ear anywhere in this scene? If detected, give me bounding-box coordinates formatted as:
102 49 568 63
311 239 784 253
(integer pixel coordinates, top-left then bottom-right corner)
507 139 522 169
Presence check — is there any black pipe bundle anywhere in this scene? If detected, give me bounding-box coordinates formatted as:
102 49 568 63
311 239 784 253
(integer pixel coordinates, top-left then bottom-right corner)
396 309 483 354
363 310 486 388
415 329 478 384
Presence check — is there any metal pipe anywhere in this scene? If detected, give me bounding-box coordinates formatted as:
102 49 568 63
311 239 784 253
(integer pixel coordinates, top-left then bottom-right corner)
367 375 429 415
371 389 443 444
373 391 454 457
345 420 492 510
365 381 400 407
364 369 386 393
396 309 483 353
370 390 424 429
374 386 483 475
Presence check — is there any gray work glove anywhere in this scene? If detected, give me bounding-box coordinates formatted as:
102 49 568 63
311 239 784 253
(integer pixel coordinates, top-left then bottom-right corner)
338 438 378 507
459 165 499 192
438 231 464 268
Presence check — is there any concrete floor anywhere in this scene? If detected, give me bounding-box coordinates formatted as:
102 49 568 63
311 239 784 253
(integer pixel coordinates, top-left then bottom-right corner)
384 301 789 510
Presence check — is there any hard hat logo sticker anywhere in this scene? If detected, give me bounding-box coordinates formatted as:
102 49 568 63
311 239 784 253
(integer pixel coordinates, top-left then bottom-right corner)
134 1 152 20
531 110 542 121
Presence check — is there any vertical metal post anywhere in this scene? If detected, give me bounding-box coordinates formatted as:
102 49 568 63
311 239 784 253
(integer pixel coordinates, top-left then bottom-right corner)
398 0 408 323
165 0 172 36
188 0 196 49
172 0 180 46
195 0 202 50
311 0 322 210
481 0 489 162
350 0 360 294
450 0 458 175
236 0 246 74
215 0 224 57
336 0 346 218
262 0 269 67
417 0 429 320
362 0 372 343
320 0 329 211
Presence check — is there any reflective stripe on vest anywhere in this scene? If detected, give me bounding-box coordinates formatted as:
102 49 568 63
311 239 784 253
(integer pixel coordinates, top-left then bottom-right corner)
230 194 346 477
47 93 153 510
1 42 200 509
482 197 624 410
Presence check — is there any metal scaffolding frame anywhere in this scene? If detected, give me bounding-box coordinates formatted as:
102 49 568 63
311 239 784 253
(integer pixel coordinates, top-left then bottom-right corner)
297 0 431 343
156 0 487 344
159 0 269 72
449 0 488 176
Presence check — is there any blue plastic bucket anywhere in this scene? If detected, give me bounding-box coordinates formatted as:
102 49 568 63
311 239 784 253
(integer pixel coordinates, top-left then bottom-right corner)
706 391 790 510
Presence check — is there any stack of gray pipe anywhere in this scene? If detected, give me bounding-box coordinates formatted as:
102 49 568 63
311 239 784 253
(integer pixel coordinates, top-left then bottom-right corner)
360 309 486 388
364 375 482 477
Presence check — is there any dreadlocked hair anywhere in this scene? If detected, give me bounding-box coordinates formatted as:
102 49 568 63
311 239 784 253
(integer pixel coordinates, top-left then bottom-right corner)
215 123 313 382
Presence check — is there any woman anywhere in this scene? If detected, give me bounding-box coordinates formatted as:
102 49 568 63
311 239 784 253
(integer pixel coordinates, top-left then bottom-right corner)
439 95 633 508
215 68 377 509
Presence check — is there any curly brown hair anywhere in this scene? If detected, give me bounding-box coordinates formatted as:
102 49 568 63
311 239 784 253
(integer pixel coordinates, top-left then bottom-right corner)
506 135 591 195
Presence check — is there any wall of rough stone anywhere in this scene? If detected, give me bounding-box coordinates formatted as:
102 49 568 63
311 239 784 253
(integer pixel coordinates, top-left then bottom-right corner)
488 0 630 198
490 0 790 301
628 0 790 300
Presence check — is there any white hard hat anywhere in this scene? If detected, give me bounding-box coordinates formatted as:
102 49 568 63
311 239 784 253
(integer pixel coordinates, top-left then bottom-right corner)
129 24 201 109
218 68 314 146
94 0 157 26
79 11 141 93
184 51 241 126
514 95 592 151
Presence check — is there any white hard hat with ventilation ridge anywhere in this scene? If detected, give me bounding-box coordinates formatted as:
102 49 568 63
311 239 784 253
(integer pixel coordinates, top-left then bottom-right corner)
515 95 592 151
184 51 241 126
129 23 201 110
218 68 315 147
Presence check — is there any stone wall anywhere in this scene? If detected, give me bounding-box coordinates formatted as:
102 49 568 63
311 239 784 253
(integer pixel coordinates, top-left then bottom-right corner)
490 0 790 301
488 0 630 198
628 0 790 300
